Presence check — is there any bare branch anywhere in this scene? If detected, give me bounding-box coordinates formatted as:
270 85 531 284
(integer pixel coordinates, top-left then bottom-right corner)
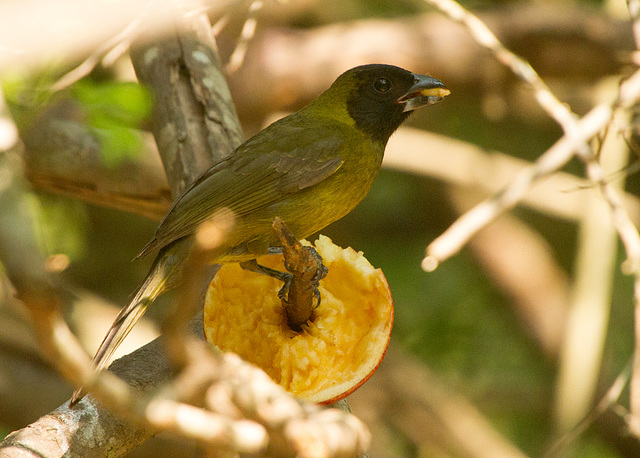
225 0 264 74
423 103 613 270
546 360 632 457
421 0 640 441
130 10 243 195
422 0 580 134
554 108 629 431
50 3 152 92
385 128 640 225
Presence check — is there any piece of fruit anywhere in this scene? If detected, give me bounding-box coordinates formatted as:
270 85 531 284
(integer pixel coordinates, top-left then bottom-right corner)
203 235 393 404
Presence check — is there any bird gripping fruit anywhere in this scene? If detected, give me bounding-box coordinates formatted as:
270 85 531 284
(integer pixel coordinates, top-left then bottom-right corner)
70 63 449 405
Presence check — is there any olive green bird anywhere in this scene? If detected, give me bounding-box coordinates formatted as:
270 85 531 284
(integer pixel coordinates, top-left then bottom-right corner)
70 64 449 405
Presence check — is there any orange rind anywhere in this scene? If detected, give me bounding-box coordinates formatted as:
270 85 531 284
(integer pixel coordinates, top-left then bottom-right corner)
203 235 393 404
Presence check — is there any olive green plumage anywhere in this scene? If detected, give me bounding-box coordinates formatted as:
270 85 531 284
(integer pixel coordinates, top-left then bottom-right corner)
70 63 448 405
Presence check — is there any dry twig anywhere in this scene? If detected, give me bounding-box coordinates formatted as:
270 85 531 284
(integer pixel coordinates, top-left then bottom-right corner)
225 0 264 74
422 0 640 285
422 103 612 270
50 2 151 91
422 0 580 135
545 360 632 457
423 0 640 440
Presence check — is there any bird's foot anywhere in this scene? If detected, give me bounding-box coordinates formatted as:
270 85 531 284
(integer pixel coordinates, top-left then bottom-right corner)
239 258 292 283
301 246 327 309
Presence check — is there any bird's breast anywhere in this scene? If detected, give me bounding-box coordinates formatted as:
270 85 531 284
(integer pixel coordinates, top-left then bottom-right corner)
216 132 385 262
272 137 384 237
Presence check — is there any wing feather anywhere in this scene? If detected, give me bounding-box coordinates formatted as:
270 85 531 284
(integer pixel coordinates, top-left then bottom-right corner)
138 118 345 257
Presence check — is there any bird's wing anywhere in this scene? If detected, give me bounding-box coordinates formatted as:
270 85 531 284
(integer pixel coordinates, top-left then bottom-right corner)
138 121 345 256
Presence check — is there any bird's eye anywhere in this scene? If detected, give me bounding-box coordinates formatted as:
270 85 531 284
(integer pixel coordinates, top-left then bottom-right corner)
373 77 392 93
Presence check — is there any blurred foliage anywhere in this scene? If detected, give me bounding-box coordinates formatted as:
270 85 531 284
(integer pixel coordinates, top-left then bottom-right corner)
283 0 420 27
71 80 152 166
284 0 552 28
4 69 152 168
1 67 57 127
66 204 156 304
2 71 154 278
26 193 89 261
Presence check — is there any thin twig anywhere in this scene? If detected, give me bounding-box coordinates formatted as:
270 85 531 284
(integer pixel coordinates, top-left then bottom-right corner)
612 1 640 429
225 0 263 74
424 0 640 444
50 8 146 91
0 0 239 70
423 0 640 271
554 91 630 431
545 360 632 458
161 208 234 369
422 0 580 136
423 103 613 270
421 0 595 268
211 12 230 36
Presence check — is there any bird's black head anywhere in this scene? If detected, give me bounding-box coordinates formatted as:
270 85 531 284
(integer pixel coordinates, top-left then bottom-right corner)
333 64 449 144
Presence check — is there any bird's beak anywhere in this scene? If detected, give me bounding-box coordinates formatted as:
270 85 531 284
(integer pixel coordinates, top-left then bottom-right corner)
398 74 450 112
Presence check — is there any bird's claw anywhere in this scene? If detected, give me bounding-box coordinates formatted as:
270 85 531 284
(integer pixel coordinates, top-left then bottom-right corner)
277 275 292 304
309 246 328 282
245 241 328 330
308 246 327 308
312 287 322 309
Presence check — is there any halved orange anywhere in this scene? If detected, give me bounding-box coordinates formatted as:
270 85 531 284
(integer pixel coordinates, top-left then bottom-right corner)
203 235 393 404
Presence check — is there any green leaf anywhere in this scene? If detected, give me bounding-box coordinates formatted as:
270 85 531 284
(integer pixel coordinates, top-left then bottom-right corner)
72 80 153 166
72 80 153 127
89 124 145 167
1 67 57 127
26 194 88 261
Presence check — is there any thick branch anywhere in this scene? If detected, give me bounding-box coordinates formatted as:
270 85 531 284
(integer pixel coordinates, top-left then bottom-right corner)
131 16 243 195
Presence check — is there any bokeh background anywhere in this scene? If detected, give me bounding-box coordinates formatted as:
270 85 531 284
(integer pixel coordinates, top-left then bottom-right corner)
1 0 639 456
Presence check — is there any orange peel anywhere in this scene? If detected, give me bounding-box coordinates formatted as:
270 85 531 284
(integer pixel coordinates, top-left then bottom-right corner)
203 235 393 404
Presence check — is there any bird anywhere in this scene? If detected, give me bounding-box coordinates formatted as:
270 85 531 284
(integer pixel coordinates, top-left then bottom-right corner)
70 63 449 405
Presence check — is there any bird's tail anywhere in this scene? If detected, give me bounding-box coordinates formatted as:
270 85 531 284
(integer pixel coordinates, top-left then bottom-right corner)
70 252 175 406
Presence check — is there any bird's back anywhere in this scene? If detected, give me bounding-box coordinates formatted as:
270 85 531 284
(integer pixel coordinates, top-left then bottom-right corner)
139 109 384 262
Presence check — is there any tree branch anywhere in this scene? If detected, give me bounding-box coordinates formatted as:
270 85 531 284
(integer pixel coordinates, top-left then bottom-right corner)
422 103 613 270
130 12 243 195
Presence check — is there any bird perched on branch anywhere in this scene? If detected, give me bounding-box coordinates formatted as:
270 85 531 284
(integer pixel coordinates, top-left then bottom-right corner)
70 63 449 405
